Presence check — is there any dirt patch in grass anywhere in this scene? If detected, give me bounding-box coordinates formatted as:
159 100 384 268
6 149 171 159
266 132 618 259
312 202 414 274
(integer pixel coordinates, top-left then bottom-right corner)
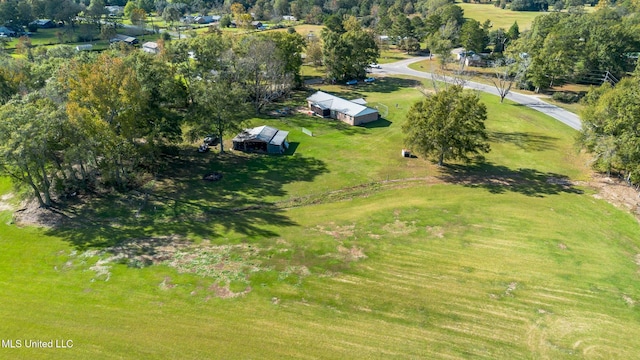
426 226 444 238
577 174 640 220
382 219 417 235
622 294 635 307
13 199 68 228
208 283 251 299
337 245 367 261
315 223 355 239
0 193 14 211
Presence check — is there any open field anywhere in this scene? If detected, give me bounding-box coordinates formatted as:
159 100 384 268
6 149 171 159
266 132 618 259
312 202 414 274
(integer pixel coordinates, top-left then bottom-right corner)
457 2 544 30
2 74 640 359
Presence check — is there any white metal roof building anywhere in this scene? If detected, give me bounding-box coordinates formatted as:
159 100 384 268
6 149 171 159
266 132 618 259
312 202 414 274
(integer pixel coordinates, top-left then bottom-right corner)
306 91 379 126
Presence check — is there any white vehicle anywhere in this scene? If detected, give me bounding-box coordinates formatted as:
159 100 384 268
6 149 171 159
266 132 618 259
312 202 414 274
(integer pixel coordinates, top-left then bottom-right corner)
369 63 381 69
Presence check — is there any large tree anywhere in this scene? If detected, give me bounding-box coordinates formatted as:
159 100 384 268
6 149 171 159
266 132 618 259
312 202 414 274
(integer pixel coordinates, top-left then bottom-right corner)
459 18 487 54
402 86 490 166
189 72 250 153
578 70 640 183
0 96 63 207
321 16 379 82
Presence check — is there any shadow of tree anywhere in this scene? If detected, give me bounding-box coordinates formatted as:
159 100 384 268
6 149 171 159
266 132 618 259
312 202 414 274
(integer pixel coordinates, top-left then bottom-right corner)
46 150 328 249
437 163 583 197
488 131 558 151
349 77 422 95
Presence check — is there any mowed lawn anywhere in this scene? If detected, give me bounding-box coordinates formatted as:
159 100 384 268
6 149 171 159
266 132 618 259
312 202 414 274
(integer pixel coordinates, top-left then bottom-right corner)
457 2 544 30
2 76 640 359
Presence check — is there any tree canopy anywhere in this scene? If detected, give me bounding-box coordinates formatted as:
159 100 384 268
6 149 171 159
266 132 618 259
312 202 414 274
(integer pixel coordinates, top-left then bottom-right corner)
579 67 640 183
402 86 490 166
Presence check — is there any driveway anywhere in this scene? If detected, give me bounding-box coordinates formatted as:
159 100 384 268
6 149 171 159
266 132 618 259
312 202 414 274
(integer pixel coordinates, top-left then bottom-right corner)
370 57 582 131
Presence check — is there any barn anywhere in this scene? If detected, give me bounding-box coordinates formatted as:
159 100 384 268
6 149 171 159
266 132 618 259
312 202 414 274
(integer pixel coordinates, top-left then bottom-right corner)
232 125 289 154
306 91 380 126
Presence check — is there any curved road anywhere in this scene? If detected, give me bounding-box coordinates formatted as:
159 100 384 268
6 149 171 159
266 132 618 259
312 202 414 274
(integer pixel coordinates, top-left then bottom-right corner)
371 57 582 131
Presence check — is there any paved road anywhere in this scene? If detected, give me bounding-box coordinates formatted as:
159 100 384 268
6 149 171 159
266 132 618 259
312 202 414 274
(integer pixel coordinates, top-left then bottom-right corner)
371 57 582 131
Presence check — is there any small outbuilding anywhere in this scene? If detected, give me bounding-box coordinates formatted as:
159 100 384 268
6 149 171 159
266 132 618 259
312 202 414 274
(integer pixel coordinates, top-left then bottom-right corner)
110 34 138 45
31 19 56 28
142 41 160 54
306 91 380 126
232 125 289 154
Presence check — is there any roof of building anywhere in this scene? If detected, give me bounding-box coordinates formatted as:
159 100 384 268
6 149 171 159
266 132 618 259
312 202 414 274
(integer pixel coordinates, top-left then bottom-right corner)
233 125 288 145
112 34 137 43
270 130 289 146
351 98 367 105
307 91 378 118
142 42 158 49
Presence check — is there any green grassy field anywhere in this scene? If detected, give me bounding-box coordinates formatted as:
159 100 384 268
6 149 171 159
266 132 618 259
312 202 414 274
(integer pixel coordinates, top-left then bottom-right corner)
457 2 544 30
2 74 640 359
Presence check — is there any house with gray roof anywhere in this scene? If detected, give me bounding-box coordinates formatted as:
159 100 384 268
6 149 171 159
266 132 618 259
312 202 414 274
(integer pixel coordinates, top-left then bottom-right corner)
232 125 289 154
306 91 380 126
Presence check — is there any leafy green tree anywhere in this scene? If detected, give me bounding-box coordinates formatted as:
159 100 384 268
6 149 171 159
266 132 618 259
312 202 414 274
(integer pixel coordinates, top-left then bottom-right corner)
220 14 232 28
265 30 306 87
64 54 149 189
321 16 379 81
124 1 139 18
306 37 323 67
236 36 293 113
507 21 520 41
0 96 63 207
459 18 487 54
402 85 490 166
86 0 108 30
190 73 250 153
425 19 457 69
579 74 640 183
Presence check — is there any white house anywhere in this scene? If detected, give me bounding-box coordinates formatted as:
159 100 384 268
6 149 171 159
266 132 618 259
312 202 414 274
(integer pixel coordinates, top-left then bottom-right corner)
307 91 380 126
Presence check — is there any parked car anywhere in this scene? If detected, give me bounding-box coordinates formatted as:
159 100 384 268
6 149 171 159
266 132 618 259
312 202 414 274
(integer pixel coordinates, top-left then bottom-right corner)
364 77 375 83
369 63 381 69
346 79 358 85
204 135 220 146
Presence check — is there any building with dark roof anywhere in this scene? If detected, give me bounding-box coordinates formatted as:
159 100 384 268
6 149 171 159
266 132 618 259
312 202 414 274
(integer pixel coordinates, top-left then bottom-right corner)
232 125 289 154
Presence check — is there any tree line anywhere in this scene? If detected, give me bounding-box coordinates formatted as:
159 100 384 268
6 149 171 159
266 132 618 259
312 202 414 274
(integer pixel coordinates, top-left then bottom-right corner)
579 63 640 184
0 30 304 207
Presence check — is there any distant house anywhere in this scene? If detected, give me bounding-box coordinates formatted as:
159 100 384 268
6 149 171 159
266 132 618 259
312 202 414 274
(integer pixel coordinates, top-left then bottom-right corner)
232 125 289 154
194 15 220 24
181 15 195 23
105 6 124 16
306 91 380 126
31 19 56 29
110 34 138 45
251 21 263 29
142 41 159 54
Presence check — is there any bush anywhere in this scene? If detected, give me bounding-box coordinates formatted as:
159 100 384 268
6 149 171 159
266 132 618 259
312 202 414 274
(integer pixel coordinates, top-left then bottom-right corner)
551 91 582 103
